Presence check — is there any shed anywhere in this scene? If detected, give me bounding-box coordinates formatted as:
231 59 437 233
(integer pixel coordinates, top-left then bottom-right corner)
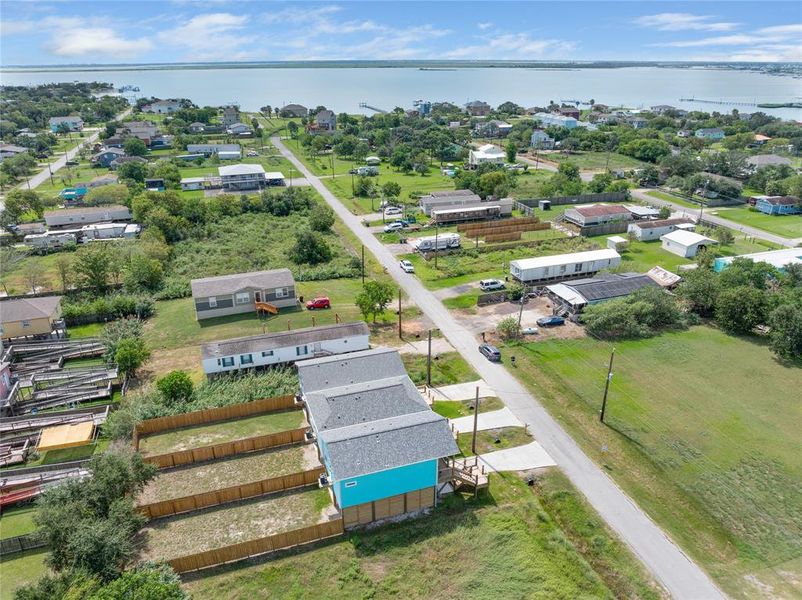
660 230 717 258
38 421 94 451
607 236 628 251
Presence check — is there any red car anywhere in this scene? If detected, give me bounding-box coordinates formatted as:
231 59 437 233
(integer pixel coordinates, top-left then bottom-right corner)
306 297 331 310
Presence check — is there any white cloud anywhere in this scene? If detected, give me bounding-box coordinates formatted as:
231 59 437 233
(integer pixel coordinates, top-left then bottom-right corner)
755 23 802 36
635 13 738 32
47 27 152 57
0 20 36 36
158 13 256 60
478 22 493 31
444 33 576 59
655 34 756 48
693 44 802 62
262 5 341 25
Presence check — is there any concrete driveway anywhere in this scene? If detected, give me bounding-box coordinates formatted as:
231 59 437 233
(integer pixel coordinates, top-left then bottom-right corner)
449 407 523 434
479 441 557 471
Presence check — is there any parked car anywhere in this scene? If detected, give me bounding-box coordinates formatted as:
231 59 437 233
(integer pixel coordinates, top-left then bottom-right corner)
247 150 259 157
536 316 565 327
384 206 403 216
478 343 501 362
399 260 415 273
306 297 331 310
65 160 79 166
479 279 505 292
384 222 404 233
521 327 539 335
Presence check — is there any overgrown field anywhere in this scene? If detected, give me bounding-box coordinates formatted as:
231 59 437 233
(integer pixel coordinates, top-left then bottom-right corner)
182 472 665 600
510 325 802 598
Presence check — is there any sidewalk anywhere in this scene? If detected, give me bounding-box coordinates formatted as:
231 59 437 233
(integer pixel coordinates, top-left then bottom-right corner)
422 379 494 402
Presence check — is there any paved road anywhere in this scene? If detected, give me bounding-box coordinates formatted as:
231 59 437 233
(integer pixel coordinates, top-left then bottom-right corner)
274 135 726 600
631 188 799 248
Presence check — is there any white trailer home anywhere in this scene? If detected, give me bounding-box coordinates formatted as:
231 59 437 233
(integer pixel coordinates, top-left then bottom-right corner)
80 223 141 241
510 249 621 284
412 233 461 252
201 321 371 377
44 205 132 228
24 232 76 250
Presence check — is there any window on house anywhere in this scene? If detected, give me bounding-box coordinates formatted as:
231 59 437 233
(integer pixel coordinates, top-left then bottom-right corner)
235 292 250 305
344 481 357 488
208 296 217 308
574 263 583 272
559 265 567 273
275 288 287 298
296 345 309 356
220 357 235 367
261 350 274 357
22 320 30 328
240 354 254 365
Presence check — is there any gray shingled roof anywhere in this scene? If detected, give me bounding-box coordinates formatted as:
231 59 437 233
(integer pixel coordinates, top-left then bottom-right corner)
320 411 458 479
297 347 405 394
305 375 427 432
190 268 295 298
201 321 369 360
0 296 61 324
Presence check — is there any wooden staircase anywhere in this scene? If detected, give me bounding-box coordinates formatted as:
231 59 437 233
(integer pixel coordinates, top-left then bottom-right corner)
438 456 489 497
255 301 279 315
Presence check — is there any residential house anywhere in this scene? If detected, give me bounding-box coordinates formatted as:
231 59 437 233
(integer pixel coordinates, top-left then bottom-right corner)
297 347 458 520
592 113 620 125
186 143 241 158
713 248 802 273
191 268 296 320
221 105 240 126
546 273 658 313
180 177 207 191
314 109 337 132
44 205 131 228
49 116 83 133
201 322 370 377
752 134 772 146
103 136 126 148
563 204 633 227
419 190 482 215
533 112 578 129
218 163 267 191
530 130 555 149
109 156 147 170
91 148 126 168
0 144 29 161
558 106 581 120
650 105 686 115
188 122 206 133
628 116 648 129
141 99 182 114
226 122 251 135
280 104 308 117
745 154 792 173
474 120 512 138
0 296 62 340
623 204 661 220
149 135 173 150
695 128 725 141
510 249 622 283
627 218 695 241
755 196 801 215
468 143 505 167
465 100 491 116
122 121 159 146
660 230 717 258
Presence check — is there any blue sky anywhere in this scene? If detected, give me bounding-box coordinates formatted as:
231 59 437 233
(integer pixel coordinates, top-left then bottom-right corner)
1 1 800 65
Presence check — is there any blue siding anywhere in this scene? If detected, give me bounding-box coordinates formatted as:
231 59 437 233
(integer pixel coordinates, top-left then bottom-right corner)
335 460 437 508
756 200 801 215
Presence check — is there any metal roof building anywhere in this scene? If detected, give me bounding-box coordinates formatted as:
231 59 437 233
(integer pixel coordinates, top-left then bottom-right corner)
546 273 658 312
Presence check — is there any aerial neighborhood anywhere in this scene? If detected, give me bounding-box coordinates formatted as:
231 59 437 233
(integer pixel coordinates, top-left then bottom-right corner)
0 56 800 600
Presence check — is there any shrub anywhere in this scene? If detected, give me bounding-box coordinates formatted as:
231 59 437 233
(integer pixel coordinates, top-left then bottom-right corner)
288 230 332 265
309 204 335 232
497 316 521 340
156 371 193 405
62 294 154 325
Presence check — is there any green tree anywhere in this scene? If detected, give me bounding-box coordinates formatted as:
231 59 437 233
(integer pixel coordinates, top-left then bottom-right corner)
123 137 148 157
288 230 332 265
156 371 194 405
497 316 521 340
355 280 395 323
84 184 129 206
309 204 335 232
117 160 147 184
54 255 73 293
73 245 111 294
1 189 43 225
588 172 613 193
381 181 401 199
505 140 517 163
89 564 187 600
768 302 802 360
115 337 150 377
715 286 768 334
478 171 509 198
619 138 671 163
658 206 671 219
124 254 164 291
677 267 719 316
148 160 181 188
287 121 299 137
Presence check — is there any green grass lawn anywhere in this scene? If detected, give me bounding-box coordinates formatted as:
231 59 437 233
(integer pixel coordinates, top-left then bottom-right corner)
0 550 50 600
509 169 556 199
67 322 105 339
0 251 67 295
645 190 700 209
401 352 478 387
0 505 38 539
548 151 647 171
508 325 802 598
138 410 305 456
182 471 663 600
457 426 534 456
710 206 802 239
431 396 505 419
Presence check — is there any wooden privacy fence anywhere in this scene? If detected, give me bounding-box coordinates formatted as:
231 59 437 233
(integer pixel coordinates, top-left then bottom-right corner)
0 531 47 556
133 395 297 449
138 466 326 520
142 427 309 469
458 216 540 234
167 518 345 574
463 222 551 238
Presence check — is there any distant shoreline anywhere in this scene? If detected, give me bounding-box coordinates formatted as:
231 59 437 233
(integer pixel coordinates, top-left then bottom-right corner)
2 60 799 75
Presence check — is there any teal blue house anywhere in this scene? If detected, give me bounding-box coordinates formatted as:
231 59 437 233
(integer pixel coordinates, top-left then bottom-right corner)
298 347 458 515
755 196 801 215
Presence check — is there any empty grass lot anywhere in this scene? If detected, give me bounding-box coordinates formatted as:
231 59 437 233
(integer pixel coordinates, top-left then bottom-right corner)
0 550 49 600
182 471 665 600
546 151 648 171
401 352 478 387
138 445 314 504
138 487 332 562
457 427 534 456
644 190 700 209
138 410 305 456
711 206 802 239
0 504 38 539
431 396 505 419
509 325 802 598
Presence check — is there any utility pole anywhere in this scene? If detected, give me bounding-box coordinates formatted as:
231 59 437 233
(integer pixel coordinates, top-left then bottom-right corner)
517 283 528 329
398 288 402 339
600 348 615 423
471 386 480 454
434 223 439 270
361 245 365 285
426 329 433 386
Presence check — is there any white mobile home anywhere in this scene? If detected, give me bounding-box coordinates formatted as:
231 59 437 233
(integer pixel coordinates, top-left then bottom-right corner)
44 205 132 228
510 249 621 283
201 321 370 377
627 218 694 241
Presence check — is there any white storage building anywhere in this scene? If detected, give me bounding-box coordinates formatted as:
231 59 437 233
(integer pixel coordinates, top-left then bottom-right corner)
627 218 695 241
468 144 505 166
660 230 717 258
510 249 621 283
201 321 371 377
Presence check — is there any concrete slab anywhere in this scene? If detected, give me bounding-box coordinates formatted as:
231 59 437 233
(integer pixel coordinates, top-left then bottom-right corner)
478 441 557 472
422 379 494 402
396 338 455 355
449 407 523 434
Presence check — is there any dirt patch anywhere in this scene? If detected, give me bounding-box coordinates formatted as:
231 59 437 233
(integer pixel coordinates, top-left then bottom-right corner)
140 345 203 382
